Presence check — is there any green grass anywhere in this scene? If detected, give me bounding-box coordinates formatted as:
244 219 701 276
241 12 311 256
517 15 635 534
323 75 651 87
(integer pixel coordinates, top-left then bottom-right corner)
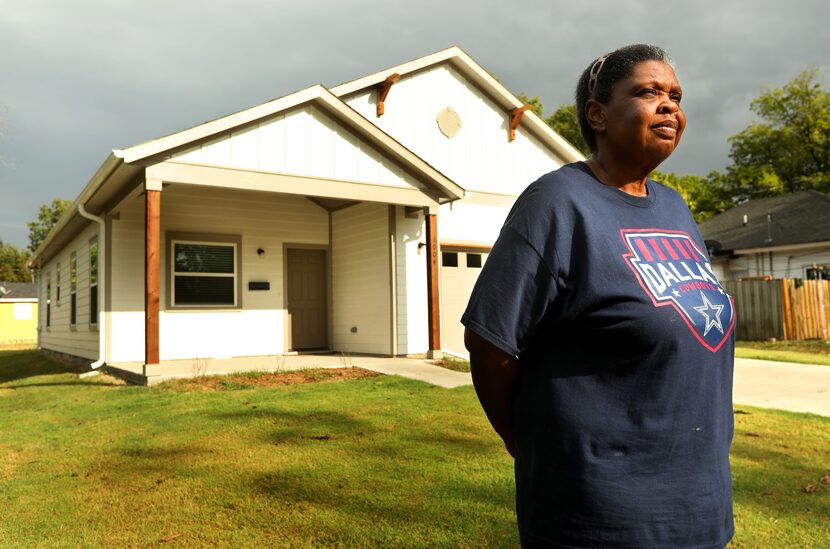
736 340 830 366
436 356 472 373
1 350 828 548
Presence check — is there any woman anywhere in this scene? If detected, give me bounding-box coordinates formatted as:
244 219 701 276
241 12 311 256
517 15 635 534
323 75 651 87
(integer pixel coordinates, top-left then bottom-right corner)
463 44 735 548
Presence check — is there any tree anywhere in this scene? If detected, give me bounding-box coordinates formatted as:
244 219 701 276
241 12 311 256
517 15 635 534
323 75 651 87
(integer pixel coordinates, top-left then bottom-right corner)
0 240 31 282
27 198 72 253
516 95 590 156
650 170 731 222
725 67 830 199
546 104 590 156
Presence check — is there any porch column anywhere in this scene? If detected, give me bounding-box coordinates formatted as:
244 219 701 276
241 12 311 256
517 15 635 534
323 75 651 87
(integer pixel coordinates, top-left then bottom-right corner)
144 180 162 370
425 209 442 359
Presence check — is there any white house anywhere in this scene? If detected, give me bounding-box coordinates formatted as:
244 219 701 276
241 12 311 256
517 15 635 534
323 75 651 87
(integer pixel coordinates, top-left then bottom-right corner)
28 46 582 383
699 190 830 281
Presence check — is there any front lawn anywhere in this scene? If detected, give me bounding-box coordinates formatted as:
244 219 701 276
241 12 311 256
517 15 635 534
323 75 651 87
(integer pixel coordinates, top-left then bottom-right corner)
1 350 828 548
735 340 830 366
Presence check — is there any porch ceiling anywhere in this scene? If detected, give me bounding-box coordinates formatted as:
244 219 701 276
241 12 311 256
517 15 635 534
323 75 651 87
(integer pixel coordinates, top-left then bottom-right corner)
144 161 443 207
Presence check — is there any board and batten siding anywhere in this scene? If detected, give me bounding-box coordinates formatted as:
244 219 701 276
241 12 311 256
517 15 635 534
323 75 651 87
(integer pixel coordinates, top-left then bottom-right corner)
108 186 329 363
331 202 391 355
171 105 427 191
39 223 100 360
394 206 428 355
438 201 513 244
342 64 562 196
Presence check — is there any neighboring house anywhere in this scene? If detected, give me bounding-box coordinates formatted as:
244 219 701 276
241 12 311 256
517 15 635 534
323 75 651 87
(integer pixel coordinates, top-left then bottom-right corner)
27 46 583 381
698 191 830 281
0 282 38 348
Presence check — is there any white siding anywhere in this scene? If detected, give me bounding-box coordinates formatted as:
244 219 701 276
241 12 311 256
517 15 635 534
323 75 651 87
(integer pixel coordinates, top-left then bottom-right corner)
438 201 512 244
108 187 329 363
342 64 562 196
394 206 428 355
331 202 391 355
171 105 424 190
39 223 100 360
721 247 830 280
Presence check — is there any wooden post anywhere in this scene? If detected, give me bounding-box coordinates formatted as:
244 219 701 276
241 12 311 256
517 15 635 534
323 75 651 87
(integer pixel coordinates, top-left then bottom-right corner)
425 212 441 357
145 188 161 367
817 280 828 339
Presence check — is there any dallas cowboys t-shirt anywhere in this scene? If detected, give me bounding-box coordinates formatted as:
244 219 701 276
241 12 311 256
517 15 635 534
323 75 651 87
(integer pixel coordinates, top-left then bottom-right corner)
462 162 735 548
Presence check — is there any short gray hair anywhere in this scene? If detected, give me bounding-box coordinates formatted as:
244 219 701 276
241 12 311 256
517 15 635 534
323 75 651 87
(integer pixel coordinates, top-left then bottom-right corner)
575 44 674 153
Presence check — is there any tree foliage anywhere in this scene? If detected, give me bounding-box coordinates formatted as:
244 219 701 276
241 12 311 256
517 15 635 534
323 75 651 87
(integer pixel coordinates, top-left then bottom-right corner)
516 95 590 156
725 67 830 200
27 198 72 253
650 170 731 222
0 240 31 282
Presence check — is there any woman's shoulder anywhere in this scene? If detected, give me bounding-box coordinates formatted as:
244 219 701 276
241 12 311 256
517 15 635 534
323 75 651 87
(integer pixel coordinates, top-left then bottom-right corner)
648 177 694 208
518 162 593 204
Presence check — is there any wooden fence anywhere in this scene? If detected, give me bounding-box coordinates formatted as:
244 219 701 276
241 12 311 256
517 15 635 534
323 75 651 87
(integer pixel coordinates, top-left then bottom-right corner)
723 279 830 341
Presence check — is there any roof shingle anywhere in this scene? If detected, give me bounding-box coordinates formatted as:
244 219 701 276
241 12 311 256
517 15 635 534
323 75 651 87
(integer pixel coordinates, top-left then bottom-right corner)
697 191 830 253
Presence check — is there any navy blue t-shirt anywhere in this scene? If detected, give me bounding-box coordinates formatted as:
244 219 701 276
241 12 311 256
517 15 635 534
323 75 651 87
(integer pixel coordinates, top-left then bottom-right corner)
462 162 735 548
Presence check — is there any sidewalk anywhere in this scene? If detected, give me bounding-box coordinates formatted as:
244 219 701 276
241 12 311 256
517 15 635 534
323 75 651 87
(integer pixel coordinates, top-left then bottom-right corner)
733 357 830 417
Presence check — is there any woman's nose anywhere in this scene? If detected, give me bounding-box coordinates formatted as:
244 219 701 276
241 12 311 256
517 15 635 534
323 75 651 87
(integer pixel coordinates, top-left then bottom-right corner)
657 98 679 113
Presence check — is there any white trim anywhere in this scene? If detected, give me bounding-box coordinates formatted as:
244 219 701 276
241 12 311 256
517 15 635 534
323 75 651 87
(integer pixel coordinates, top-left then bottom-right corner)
145 161 442 207
0 298 38 303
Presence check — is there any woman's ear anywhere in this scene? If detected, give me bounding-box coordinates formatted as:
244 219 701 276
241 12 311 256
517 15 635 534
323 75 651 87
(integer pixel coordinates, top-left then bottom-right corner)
585 100 606 133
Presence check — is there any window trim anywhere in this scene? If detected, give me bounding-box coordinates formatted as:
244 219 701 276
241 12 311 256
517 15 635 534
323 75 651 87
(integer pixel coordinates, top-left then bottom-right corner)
69 252 77 327
56 262 61 306
45 272 51 329
166 231 242 310
89 237 99 328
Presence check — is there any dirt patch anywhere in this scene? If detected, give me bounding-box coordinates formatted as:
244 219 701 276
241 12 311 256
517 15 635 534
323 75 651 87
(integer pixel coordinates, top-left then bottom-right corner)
428 357 471 373
159 367 381 392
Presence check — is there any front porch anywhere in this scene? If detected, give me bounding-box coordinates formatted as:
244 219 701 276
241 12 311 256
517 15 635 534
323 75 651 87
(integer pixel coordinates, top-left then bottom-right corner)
104 352 471 388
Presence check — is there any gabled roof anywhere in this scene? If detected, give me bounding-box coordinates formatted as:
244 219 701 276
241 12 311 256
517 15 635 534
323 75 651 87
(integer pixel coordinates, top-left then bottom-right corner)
698 191 830 253
30 83 466 268
330 46 584 164
0 282 37 300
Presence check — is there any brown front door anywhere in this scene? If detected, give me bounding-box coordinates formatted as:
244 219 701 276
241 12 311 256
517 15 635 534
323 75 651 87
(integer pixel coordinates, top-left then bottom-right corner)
287 248 328 350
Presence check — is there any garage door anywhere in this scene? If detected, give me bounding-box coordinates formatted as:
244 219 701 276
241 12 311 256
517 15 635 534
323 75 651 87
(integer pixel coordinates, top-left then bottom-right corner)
440 247 489 358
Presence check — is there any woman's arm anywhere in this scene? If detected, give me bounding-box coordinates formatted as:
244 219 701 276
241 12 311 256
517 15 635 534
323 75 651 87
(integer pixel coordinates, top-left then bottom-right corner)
465 327 520 457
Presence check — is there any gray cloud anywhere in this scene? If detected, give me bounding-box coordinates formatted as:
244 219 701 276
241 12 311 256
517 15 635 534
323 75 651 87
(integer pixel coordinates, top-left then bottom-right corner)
1 0 828 247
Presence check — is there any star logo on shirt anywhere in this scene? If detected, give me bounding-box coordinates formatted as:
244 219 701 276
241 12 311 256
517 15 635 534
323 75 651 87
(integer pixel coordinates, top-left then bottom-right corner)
694 291 725 336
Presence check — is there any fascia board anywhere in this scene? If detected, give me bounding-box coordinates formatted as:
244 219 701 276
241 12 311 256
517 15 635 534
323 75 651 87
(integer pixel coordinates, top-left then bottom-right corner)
28 152 122 268
116 85 326 164
330 46 463 97
114 84 462 201
314 89 465 200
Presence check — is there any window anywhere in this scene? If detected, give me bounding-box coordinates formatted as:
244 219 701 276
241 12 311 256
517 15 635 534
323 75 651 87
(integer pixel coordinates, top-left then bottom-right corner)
70 252 77 326
466 253 482 268
56 262 61 305
442 252 458 267
89 239 98 325
171 239 238 307
806 265 830 280
46 274 51 328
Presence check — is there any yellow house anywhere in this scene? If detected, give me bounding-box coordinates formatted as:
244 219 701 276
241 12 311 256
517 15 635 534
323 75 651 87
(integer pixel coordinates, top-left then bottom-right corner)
0 282 38 349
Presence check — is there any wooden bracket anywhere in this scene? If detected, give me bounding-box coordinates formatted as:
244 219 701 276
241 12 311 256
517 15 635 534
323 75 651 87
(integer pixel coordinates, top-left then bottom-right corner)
508 105 531 142
376 73 401 117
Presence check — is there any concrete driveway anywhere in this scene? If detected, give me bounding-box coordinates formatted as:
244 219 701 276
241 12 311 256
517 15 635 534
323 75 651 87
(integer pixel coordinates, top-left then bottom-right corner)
733 357 830 417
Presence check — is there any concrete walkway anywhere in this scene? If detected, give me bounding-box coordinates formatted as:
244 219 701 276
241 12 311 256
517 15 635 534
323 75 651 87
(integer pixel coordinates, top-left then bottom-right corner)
733 357 830 417
108 353 829 416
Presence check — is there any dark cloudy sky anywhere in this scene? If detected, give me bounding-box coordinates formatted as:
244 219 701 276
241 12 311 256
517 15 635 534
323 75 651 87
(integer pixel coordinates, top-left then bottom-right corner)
1 0 827 248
